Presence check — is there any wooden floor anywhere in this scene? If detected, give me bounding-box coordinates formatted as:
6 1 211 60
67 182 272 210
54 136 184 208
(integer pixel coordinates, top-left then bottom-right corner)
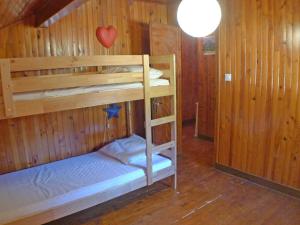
49 125 300 225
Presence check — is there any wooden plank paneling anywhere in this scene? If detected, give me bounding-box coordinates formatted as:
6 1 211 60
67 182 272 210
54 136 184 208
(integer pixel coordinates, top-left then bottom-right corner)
216 0 300 190
181 33 198 122
0 0 168 174
150 23 182 149
197 38 216 138
129 1 169 137
180 34 216 138
167 0 215 138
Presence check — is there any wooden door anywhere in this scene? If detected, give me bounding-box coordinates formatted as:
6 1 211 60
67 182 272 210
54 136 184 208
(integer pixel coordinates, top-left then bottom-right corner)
196 38 216 139
149 23 182 151
181 33 199 122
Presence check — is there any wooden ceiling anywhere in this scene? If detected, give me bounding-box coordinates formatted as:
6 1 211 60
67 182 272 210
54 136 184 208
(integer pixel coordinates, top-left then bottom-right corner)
0 0 176 29
0 0 48 28
0 0 90 29
133 0 173 3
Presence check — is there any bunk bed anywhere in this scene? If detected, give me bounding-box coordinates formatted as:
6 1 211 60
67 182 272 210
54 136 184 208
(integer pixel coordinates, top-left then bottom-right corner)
0 54 177 225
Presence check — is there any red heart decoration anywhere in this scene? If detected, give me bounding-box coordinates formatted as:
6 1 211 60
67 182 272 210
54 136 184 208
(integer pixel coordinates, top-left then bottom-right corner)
96 26 117 48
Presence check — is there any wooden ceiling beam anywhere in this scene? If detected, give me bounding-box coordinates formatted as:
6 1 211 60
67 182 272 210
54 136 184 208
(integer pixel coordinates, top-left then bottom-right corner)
35 0 89 28
130 0 176 4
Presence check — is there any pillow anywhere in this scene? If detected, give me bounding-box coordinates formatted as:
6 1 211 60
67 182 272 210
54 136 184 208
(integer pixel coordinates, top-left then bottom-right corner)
102 66 163 79
98 134 146 164
126 66 163 79
116 134 146 154
98 141 129 164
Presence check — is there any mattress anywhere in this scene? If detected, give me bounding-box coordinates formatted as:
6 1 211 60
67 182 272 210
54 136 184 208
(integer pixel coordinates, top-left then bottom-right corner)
14 78 170 101
0 152 171 224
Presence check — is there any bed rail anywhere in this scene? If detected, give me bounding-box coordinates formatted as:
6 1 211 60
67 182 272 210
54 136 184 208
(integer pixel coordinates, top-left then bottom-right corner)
12 72 143 93
0 55 175 120
9 55 143 72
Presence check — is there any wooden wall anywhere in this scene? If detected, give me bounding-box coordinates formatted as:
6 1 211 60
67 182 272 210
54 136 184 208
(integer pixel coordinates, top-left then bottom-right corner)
216 0 300 190
181 33 198 122
130 0 168 54
0 0 168 174
167 0 216 139
129 1 168 137
181 34 216 138
197 39 216 138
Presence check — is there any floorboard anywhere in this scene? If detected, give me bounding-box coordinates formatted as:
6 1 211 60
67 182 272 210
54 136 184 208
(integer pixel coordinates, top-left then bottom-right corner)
48 125 300 225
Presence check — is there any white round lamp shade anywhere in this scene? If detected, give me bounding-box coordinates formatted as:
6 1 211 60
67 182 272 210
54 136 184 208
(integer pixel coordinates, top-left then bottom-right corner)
177 0 222 37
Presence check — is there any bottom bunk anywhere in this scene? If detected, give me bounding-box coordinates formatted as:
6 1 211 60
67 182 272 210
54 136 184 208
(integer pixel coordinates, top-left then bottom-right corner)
0 140 175 225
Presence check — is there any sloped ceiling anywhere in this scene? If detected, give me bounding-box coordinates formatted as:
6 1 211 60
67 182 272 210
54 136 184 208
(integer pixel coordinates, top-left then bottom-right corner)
0 0 49 29
0 0 176 29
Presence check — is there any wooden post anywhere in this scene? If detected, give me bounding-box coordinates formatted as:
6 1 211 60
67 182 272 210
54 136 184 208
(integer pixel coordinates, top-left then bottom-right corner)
143 55 153 186
126 101 133 135
0 59 15 117
194 102 199 137
170 54 177 190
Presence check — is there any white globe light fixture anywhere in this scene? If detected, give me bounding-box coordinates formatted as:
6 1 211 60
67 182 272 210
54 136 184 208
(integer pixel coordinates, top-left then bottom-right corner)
177 0 222 37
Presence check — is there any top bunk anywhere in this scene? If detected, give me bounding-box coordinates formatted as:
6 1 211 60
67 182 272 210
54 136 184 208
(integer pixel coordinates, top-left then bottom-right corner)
0 54 176 120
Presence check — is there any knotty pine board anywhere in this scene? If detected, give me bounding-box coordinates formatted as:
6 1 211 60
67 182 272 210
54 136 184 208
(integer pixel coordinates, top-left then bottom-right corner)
216 0 300 190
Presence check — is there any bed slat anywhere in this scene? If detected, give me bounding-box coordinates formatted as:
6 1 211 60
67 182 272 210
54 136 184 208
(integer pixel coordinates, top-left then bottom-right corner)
151 115 176 127
14 89 144 117
10 55 143 72
152 141 176 155
149 55 171 64
12 72 143 93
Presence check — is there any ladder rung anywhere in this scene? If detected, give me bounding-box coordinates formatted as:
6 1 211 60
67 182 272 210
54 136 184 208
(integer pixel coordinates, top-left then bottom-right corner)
151 115 175 127
152 141 176 154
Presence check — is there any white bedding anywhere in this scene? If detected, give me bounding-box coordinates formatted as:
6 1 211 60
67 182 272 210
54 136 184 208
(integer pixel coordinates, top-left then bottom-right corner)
0 152 171 224
100 135 148 164
14 78 170 101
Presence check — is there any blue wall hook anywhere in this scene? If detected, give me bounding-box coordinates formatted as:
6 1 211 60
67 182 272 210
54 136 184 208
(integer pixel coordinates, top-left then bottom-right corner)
104 104 121 119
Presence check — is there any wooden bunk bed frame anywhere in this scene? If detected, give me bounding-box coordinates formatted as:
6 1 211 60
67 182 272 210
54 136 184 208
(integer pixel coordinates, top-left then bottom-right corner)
0 54 177 225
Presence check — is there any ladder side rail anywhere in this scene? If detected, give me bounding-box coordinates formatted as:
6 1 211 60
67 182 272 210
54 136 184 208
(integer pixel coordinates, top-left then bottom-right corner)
143 55 153 186
170 54 177 190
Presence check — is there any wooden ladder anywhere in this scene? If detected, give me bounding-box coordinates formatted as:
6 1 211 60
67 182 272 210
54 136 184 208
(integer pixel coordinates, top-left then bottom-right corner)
143 54 177 189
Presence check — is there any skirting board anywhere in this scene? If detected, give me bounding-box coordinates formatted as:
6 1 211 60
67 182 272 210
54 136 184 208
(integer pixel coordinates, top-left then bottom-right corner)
215 163 300 199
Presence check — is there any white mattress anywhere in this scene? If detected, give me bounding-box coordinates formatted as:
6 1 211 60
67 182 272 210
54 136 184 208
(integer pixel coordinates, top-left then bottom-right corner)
0 152 171 224
14 78 170 101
